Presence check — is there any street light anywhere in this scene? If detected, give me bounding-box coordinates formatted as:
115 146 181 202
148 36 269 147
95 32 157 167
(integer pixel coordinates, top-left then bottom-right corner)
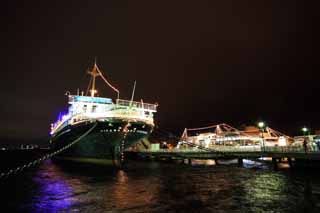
302 127 308 136
258 121 266 152
301 127 309 153
258 122 265 129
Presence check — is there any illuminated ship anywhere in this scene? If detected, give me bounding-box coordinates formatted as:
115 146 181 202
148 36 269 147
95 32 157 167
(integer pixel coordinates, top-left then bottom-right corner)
50 63 157 166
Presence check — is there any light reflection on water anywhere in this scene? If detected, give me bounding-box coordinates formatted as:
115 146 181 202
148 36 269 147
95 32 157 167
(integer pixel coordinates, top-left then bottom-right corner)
31 162 78 212
190 159 216 166
1 159 320 212
111 169 161 212
244 173 290 212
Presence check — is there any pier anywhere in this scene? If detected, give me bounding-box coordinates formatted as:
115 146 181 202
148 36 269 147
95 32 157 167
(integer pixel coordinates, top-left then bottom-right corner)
128 146 320 169
126 122 320 169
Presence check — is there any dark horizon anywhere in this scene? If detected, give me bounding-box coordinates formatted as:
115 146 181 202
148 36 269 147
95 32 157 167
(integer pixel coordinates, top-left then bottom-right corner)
1 0 320 143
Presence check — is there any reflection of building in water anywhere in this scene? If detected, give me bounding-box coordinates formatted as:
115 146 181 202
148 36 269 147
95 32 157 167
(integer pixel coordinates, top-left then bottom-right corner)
179 123 293 148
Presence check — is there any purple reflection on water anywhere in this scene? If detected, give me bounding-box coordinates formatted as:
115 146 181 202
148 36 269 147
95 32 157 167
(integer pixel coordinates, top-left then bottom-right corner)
31 160 76 213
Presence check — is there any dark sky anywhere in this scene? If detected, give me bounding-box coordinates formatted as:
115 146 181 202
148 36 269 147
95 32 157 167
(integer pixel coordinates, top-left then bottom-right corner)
1 0 320 142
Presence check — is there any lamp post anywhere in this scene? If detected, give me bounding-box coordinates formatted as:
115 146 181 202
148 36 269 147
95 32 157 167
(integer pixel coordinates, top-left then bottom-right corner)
302 127 308 153
258 121 265 152
302 127 308 136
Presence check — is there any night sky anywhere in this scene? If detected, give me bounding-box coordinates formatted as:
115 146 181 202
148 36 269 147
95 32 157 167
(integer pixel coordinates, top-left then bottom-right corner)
1 0 320 143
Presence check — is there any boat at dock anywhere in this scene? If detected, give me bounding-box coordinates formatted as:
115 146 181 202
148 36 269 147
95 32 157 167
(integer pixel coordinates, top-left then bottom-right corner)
49 62 157 166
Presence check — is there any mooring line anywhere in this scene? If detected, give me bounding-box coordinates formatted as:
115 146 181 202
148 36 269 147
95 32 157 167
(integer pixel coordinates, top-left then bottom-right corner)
0 122 97 180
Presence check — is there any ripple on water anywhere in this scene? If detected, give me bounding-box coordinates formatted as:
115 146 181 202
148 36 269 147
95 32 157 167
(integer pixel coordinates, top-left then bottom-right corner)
1 159 320 212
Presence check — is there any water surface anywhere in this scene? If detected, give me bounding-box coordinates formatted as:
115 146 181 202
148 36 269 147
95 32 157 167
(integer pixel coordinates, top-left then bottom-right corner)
1 159 320 212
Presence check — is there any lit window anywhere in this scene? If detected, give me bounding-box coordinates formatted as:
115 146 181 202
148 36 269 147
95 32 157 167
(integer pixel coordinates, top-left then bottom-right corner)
92 105 97 113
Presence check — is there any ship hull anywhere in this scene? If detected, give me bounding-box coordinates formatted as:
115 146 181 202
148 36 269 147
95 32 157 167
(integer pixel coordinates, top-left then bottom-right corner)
50 119 153 166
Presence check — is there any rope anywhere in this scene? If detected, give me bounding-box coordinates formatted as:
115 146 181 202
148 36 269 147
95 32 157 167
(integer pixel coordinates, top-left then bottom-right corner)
0 122 98 180
95 65 120 98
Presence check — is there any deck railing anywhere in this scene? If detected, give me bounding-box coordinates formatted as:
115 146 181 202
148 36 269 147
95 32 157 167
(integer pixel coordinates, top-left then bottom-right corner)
116 99 157 111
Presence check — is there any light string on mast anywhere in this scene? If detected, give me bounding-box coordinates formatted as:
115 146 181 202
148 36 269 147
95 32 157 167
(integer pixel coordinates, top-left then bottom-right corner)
95 64 120 100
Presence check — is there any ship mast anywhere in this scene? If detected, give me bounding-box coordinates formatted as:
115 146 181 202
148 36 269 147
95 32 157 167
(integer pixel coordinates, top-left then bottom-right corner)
88 62 100 97
86 61 120 99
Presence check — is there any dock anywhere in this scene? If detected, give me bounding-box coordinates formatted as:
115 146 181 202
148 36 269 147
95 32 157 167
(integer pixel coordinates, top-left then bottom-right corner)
127 146 320 169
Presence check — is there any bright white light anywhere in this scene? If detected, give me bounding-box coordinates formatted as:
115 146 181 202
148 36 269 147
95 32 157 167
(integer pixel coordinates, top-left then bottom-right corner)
204 138 210 148
258 122 265 128
278 136 287 146
62 115 69 121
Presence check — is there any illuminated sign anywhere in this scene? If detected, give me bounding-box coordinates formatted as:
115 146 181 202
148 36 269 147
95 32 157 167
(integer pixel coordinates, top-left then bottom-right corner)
73 96 112 104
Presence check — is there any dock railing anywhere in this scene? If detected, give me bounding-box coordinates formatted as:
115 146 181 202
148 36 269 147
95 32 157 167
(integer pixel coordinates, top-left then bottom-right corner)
142 145 320 154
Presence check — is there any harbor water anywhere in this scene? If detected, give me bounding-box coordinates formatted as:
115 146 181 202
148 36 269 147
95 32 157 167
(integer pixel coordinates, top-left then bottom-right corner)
1 159 320 212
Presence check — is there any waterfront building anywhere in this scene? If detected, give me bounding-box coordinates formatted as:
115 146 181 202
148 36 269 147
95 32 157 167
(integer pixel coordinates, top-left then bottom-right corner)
179 123 292 148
